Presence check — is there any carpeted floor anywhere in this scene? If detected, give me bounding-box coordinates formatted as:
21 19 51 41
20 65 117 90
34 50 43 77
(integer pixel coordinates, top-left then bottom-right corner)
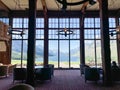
0 70 120 90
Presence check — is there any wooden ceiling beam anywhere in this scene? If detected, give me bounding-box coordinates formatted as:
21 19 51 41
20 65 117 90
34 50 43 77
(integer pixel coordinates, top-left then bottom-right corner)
81 1 89 14
41 0 47 14
0 0 10 12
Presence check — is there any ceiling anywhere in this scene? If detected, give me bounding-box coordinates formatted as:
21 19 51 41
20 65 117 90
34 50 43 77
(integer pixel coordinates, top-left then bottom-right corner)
0 0 120 12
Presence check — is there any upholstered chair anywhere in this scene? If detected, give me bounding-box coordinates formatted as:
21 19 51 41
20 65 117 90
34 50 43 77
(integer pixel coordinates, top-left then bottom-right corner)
80 64 90 75
111 67 120 81
13 68 27 83
0 65 8 77
35 67 52 81
44 64 54 76
84 67 100 83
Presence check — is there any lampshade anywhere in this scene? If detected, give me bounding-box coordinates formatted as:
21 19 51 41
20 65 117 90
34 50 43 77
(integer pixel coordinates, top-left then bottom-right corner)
116 26 120 39
116 26 120 33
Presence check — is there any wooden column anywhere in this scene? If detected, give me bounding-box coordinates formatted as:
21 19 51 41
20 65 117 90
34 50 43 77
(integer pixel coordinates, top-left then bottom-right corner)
98 0 112 86
26 0 37 86
80 13 85 65
9 17 13 64
116 18 120 65
80 4 87 66
41 0 48 66
117 35 120 65
44 16 48 66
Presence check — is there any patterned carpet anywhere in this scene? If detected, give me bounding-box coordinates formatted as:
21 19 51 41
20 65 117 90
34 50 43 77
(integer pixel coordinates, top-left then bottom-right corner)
0 70 120 90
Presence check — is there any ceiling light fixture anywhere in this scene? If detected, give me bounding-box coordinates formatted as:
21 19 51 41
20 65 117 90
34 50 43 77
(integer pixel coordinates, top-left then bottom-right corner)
58 28 74 37
110 26 120 37
56 0 96 11
8 27 25 37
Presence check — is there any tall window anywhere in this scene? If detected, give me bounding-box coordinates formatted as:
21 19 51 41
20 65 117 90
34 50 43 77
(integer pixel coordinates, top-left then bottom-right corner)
48 18 80 68
109 18 118 63
11 18 28 67
35 18 44 65
84 18 101 67
11 17 118 69
11 18 44 67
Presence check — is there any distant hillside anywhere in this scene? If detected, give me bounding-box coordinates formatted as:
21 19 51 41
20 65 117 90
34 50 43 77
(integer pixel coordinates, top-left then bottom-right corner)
11 40 118 62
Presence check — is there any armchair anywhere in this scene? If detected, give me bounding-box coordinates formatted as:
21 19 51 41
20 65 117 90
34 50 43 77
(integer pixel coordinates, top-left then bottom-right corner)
111 68 120 81
13 68 27 83
80 64 90 75
0 65 8 77
44 64 54 76
84 67 100 83
35 67 52 81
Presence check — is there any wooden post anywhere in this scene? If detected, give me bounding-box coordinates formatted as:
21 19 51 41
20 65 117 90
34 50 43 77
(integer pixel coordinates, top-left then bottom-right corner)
26 0 37 86
80 4 87 66
41 0 48 66
98 0 112 86
80 13 85 65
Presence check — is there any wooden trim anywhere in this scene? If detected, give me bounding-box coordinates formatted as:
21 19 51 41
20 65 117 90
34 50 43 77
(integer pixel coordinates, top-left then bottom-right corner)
0 1 10 12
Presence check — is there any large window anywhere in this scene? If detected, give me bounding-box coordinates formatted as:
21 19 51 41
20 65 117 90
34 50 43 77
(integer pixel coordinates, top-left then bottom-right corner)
10 17 118 69
84 18 102 67
49 18 80 68
11 18 28 67
109 18 118 63
11 18 44 67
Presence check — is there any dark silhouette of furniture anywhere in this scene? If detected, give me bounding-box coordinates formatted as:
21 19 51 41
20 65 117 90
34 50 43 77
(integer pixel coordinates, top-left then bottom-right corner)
35 67 52 81
80 64 90 75
8 64 17 75
13 68 27 83
84 67 100 83
111 68 120 81
8 84 34 90
0 65 8 77
44 64 54 76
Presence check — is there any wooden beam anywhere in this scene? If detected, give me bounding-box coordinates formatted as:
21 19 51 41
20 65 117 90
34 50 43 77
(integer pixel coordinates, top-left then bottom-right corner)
0 0 10 12
98 0 112 86
41 0 47 13
26 0 37 86
41 0 49 66
81 1 89 14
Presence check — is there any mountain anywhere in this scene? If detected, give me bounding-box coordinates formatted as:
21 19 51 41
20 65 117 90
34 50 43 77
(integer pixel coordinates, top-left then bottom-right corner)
11 40 117 62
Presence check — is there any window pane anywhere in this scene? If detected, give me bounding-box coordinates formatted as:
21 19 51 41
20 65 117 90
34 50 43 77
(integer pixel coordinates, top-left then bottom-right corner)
59 40 69 68
110 40 118 62
85 40 95 67
70 40 80 68
35 40 44 66
109 18 116 28
49 40 58 68
36 18 44 28
84 18 94 28
96 40 102 67
13 18 22 28
11 40 22 67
